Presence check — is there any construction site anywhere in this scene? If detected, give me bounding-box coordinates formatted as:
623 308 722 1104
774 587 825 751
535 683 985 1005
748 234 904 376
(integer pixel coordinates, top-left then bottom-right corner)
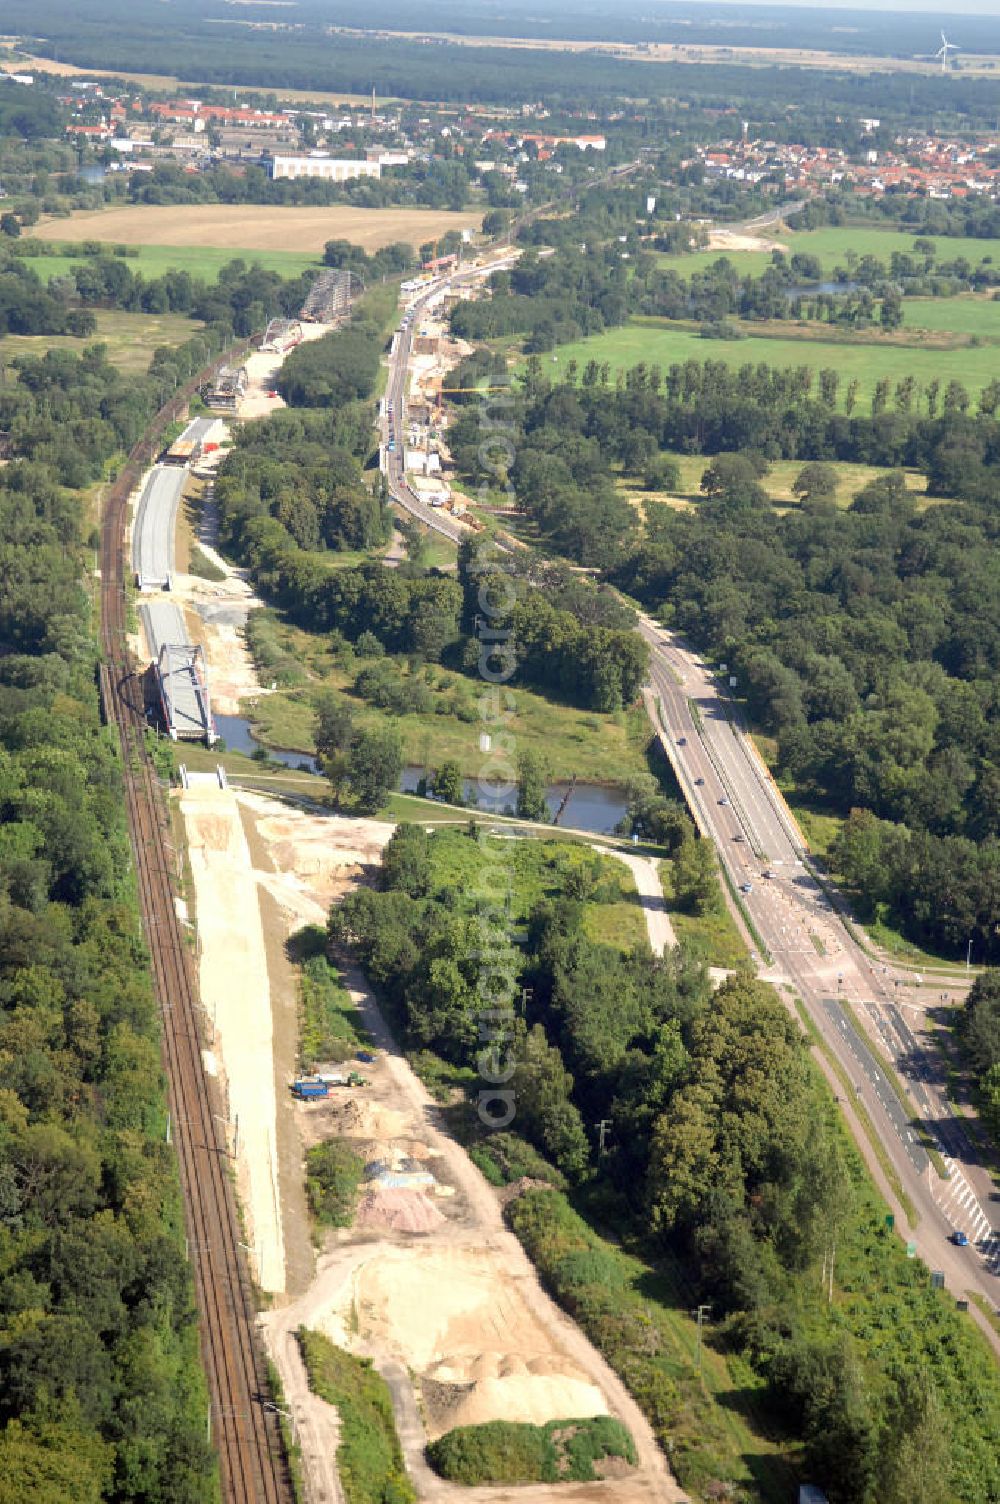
111 272 686 1503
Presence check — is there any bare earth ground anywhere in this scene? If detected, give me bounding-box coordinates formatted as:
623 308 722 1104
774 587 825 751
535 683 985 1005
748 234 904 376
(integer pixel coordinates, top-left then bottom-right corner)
706 228 786 254
34 204 482 254
256 944 683 1503
199 793 680 1499
324 29 1000 79
177 780 287 1293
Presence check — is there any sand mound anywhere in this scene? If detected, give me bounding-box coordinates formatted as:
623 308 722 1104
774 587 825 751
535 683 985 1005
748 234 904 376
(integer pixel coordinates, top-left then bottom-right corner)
526 1355 573 1378
331 1099 408 1138
451 1374 607 1430
347 1246 614 1437
355 1188 446 1234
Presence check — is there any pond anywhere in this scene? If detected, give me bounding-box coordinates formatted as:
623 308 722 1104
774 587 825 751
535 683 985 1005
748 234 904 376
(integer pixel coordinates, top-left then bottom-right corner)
784 280 860 299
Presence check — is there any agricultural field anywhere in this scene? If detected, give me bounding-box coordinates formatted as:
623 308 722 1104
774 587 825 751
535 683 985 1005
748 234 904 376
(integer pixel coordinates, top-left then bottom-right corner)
551 319 1000 406
22 243 321 284
2 52 384 105
35 203 482 255
0 307 202 373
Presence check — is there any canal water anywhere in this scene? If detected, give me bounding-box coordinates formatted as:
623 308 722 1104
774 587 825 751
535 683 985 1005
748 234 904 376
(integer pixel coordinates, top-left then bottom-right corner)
213 715 629 834
399 768 628 834
214 713 319 773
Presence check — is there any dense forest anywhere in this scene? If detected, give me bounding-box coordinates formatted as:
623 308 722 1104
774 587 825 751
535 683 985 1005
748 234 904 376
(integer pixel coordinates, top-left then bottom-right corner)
961 970 1000 1140
0 350 216 1496
215 407 392 556
331 822 1000 1503
447 361 1000 959
15 0 998 60
611 471 1000 958
214 432 649 714
7 0 1000 124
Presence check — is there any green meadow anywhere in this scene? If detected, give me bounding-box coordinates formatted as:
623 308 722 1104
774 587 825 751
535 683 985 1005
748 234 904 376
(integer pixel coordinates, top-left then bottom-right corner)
655 224 1000 280
0 308 203 373
548 319 999 407
18 242 322 284
789 224 1000 271
621 456 927 514
903 294 1000 335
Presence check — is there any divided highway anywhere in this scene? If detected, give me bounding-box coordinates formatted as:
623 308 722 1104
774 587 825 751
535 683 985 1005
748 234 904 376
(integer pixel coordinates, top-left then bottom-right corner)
384 264 1000 1338
642 623 1000 1326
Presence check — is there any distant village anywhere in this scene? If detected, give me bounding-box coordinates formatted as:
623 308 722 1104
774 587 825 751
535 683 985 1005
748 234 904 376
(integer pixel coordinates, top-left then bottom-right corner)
8 65 1000 208
43 76 607 192
699 121 1000 201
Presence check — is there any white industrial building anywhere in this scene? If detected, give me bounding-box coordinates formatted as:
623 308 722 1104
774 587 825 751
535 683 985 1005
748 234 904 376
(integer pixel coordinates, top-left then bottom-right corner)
268 153 381 182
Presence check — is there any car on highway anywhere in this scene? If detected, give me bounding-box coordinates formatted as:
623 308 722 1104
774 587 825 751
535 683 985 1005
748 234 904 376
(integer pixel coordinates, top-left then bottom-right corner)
740 881 753 894
952 1230 970 1247
719 795 730 806
677 736 686 746
695 777 705 785
763 869 775 879
733 833 744 842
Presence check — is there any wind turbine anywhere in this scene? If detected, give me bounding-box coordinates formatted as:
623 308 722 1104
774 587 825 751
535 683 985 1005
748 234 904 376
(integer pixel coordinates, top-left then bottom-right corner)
935 31 959 74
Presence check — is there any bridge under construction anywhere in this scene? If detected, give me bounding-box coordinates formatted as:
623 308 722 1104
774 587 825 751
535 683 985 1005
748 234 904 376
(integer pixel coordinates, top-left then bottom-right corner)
140 601 216 744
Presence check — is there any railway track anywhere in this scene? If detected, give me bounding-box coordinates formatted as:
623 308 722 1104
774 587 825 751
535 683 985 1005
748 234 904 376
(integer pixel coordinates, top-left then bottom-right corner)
97 360 294 1504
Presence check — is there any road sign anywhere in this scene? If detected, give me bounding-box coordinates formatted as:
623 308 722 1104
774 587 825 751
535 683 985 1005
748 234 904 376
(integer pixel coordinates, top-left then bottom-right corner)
931 1269 945 1287
906 1241 917 1259
885 1213 895 1231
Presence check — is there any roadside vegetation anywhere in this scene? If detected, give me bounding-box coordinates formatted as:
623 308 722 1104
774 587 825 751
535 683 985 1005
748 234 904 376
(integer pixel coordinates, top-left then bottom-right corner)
297 1329 415 1504
426 1415 637 1484
305 1140 365 1229
959 971 1000 1146
293 927 370 1069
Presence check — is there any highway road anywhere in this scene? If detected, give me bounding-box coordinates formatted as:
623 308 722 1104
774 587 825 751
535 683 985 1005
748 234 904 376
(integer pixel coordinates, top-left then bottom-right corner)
642 623 1000 1325
382 256 1000 1338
